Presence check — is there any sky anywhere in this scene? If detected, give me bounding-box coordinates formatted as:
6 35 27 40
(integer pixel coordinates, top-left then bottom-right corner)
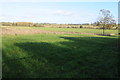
0 0 118 24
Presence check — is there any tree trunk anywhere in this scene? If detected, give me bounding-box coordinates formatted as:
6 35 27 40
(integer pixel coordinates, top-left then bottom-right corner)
103 25 105 35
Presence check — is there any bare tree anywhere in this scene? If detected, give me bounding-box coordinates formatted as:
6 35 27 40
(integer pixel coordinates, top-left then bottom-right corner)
98 9 116 35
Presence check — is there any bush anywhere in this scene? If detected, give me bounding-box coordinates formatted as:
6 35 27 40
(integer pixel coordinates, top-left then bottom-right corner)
80 25 83 28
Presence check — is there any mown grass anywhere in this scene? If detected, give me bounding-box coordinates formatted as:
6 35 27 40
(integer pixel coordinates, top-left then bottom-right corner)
13 26 118 35
2 33 118 78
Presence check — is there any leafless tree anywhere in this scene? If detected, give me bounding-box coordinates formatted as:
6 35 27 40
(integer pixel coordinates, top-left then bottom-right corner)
98 9 116 35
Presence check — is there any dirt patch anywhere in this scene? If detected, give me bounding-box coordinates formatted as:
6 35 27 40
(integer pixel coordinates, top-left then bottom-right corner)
0 27 110 36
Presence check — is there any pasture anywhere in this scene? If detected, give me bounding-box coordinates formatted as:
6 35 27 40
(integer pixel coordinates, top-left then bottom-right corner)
2 26 118 78
16 26 118 35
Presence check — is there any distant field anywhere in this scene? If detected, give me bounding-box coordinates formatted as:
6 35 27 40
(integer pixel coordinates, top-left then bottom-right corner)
1 26 118 35
2 26 118 78
14 26 118 35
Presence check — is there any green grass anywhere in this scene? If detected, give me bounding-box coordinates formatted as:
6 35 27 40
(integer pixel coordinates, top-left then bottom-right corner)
14 26 118 35
2 33 118 78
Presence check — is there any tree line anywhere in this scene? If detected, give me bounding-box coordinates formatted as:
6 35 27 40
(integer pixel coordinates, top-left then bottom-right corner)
0 21 117 29
1 22 44 27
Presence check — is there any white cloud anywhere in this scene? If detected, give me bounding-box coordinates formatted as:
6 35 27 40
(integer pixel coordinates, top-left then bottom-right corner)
51 10 74 16
0 15 37 22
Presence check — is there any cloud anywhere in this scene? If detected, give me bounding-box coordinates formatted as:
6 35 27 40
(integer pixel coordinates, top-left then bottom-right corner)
51 10 74 16
0 15 37 22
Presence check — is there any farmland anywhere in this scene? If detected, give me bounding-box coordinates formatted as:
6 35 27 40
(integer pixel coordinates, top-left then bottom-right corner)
1 26 118 35
1 26 119 78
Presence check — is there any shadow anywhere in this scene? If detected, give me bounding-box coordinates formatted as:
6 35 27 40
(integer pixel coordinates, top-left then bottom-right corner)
2 36 118 78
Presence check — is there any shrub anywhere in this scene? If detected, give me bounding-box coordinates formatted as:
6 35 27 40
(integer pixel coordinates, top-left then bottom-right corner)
80 25 83 28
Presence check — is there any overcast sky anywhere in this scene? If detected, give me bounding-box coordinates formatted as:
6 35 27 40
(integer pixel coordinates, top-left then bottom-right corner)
0 0 118 24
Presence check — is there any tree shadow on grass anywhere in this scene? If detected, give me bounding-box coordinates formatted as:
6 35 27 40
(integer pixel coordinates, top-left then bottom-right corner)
2 36 118 78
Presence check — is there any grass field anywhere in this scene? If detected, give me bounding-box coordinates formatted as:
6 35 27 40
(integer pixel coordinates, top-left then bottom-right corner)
2 27 119 78
15 26 118 34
